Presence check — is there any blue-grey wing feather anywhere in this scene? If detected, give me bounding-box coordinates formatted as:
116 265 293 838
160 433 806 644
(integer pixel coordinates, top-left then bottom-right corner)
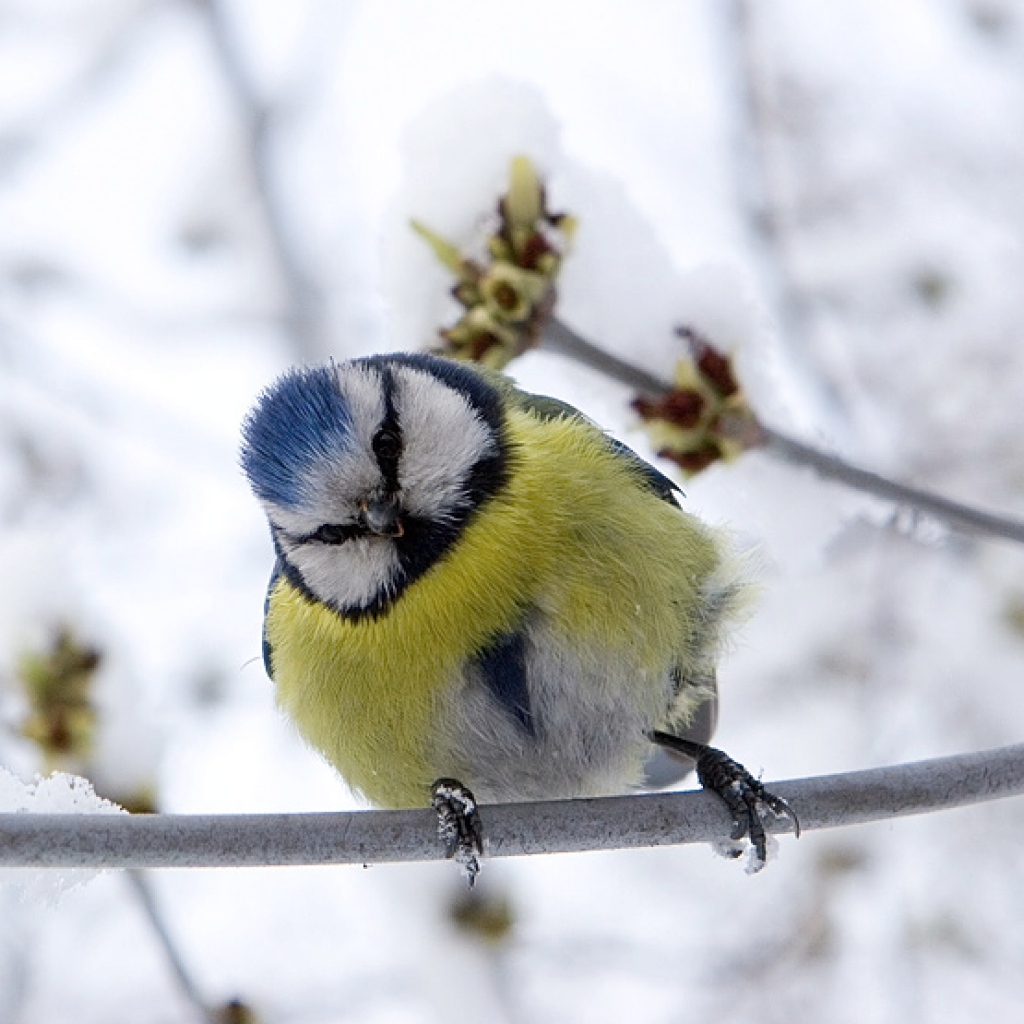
603 435 682 506
511 388 682 507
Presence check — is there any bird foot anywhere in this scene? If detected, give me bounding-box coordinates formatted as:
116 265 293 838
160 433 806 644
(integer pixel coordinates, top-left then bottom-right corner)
649 731 800 872
430 778 484 886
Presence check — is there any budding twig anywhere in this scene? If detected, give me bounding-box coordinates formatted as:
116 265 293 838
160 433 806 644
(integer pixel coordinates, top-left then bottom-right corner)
541 318 1024 546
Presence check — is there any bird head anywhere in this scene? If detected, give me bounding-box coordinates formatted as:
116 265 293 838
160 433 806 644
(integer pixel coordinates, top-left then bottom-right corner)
240 354 510 616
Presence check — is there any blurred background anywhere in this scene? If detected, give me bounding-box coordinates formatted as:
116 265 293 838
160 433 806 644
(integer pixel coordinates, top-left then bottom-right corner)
2 1 1024 1022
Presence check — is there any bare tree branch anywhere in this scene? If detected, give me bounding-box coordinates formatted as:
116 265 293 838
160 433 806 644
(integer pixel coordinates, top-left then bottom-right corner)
759 427 1024 544
125 871 220 1024
542 317 672 396
195 0 324 360
2 744 1022 870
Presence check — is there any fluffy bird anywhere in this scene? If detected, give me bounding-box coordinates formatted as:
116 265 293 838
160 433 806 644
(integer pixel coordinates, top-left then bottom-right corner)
241 352 795 878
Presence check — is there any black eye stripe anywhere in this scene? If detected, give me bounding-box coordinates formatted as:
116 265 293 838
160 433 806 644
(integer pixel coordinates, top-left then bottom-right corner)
307 522 364 544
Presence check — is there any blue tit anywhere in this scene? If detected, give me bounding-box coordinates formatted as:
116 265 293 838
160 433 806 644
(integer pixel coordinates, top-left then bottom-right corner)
241 352 796 875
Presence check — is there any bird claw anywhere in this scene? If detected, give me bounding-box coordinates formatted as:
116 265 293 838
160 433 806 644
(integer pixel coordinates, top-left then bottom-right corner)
648 731 800 872
430 778 484 887
693 745 800 872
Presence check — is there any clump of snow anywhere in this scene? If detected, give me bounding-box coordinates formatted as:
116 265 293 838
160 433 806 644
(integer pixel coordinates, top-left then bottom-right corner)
0 768 125 904
0 767 124 816
552 163 684 377
382 77 765 385
380 78 562 353
672 262 785 422
380 77 841 571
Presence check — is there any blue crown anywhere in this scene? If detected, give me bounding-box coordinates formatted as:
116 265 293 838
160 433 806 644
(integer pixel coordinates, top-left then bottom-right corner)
241 365 354 508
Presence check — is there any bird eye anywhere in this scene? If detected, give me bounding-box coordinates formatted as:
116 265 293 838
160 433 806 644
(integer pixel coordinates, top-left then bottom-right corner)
372 428 402 462
310 523 357 545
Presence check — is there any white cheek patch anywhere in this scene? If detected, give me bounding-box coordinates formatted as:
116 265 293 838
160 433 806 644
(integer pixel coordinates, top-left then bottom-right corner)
394 369 497 518
282 534 400 610
266 502 330 539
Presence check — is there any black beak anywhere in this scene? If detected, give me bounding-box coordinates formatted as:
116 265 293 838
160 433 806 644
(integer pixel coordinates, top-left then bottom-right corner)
359 496 404 538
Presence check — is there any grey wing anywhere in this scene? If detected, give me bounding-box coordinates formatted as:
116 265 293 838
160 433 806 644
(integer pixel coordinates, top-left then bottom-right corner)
512 389 683 507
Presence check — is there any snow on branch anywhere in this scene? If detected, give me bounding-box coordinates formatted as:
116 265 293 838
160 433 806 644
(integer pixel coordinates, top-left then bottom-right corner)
1 744 1022 871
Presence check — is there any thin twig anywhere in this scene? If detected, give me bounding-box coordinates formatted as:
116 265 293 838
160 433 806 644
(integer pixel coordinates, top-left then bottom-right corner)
541 318 1024 546
1 744 1022 869
125 871 220 1024
196 0 323 360
760 426 1024 544
542 317 672 396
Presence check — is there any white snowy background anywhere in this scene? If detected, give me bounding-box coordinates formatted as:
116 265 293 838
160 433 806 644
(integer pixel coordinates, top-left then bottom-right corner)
2 1 1024 1022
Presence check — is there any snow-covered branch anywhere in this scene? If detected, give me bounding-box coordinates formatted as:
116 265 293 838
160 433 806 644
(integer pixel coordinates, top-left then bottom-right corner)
2 744 1022 871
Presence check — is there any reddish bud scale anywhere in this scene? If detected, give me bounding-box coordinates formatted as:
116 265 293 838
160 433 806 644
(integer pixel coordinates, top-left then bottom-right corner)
518 231 553 270
632 388 706 428
469 333 504 362
676 325 739 397
695 345 739 397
